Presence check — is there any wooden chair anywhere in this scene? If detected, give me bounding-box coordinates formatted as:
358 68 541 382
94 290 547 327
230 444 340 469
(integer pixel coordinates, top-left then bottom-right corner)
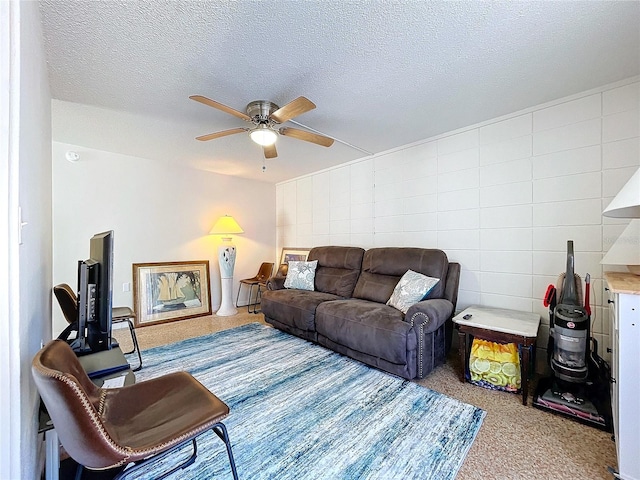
32 339 238 480
236 262 274 313
53 283 143 371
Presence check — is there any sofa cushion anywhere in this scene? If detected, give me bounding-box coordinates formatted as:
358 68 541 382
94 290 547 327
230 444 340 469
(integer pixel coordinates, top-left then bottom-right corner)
387 270 440 314
315 299 416 365
353 248 449 303
261 289 342 333
307 246 365 297
284 260 317 291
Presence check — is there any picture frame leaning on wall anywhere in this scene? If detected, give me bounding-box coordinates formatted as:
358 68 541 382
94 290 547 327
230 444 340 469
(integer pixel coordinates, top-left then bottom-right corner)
132 260 211 327
279 247 311 268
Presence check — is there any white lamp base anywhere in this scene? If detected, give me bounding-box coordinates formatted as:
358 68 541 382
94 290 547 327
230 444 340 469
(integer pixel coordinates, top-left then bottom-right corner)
216 277 237 316
216 239 238 316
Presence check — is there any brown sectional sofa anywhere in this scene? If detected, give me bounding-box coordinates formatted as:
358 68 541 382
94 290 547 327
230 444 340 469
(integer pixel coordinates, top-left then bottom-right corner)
261 246 460 380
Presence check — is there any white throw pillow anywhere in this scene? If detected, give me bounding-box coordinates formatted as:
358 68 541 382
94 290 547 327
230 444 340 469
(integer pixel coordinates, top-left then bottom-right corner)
284 260 318 291
386 270 440 314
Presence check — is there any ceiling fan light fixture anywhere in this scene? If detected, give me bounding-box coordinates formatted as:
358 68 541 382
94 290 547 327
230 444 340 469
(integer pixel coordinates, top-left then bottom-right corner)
249 125 278 146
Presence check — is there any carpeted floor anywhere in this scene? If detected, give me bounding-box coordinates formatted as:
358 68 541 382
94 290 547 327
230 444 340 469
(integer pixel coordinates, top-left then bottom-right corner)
115 311 617 480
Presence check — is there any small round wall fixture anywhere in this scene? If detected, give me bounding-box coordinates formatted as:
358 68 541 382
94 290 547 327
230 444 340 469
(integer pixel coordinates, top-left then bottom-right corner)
65 151 80 162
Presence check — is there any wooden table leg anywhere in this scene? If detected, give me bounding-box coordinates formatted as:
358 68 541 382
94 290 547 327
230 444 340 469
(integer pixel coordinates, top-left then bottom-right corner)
520 344 530 406
458 330 467 383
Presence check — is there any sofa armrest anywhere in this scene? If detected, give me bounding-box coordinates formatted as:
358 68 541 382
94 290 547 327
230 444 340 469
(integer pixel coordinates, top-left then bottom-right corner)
266 276 286 291
405 298 454 334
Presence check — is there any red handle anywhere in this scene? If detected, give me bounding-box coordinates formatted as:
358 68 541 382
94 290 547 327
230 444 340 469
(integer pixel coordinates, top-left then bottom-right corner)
584 280 591 316
543 284 556 307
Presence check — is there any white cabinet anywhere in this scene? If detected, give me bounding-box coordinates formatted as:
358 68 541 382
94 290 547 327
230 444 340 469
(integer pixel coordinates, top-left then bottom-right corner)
605 272 640 480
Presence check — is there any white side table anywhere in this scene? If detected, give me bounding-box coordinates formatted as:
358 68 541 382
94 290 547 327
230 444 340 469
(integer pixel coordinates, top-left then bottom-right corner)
453 305 541 405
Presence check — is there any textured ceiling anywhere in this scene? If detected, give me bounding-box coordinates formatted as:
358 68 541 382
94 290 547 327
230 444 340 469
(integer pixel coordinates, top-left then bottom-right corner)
40 1 640 183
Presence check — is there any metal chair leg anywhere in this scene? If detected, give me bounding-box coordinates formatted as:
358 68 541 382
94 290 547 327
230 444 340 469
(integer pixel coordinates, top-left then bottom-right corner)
247 284 258 313
251 285 265 314
213 422 239 480
124 319 143 372
236 282 259 312
235 283 243 311
113 438 198 480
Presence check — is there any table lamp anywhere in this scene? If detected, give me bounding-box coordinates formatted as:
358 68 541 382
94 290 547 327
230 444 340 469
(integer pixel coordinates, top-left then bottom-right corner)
210 215 244 316
602 167 640 275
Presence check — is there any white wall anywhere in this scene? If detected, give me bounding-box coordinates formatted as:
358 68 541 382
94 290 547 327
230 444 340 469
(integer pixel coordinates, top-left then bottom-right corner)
276 78 640 368
52 142 276 335
0 1 53 478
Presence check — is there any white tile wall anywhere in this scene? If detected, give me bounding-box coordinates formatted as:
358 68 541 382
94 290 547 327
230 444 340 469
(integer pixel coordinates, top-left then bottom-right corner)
532 94 601 132
438 168 479 192
481 204 532 229
480 157 531 187
437 148 479 173
532 172 602 203
437 229 480 250
602 82 639 115
532 145 601 179
276 79 640 367
603 138 640 170
480 182 532 207
438 189 479 211
480 272 532 297
532 118 601 156
479 114 531 145
437 129 479 155
603 109 640 142
533 225 603 252
479 135 532 166
480 228 532 251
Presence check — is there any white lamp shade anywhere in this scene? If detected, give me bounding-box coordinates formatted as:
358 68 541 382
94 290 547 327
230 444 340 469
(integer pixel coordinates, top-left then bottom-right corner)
209 215 244 236
249 127 278 146
603 168 640 218
601 219 640 274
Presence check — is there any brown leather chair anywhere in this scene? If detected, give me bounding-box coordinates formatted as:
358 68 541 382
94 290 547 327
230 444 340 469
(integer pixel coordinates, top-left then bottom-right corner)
32 339 238 480
236 262 274 313
54 283 143 371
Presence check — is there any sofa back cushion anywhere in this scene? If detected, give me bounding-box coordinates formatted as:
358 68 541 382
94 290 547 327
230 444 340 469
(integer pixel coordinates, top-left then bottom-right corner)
307 246 365 298
352 248 449 304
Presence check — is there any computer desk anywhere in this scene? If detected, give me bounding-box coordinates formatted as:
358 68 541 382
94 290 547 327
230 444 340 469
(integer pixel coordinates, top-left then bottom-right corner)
38 346 135 480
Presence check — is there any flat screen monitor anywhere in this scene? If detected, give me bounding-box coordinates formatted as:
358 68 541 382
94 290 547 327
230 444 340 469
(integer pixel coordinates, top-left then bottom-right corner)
72 230 114 354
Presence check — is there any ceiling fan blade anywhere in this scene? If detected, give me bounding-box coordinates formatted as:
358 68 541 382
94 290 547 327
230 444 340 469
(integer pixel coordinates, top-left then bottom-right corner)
279 127 334 147
195 127 248 141
189 95 252 122
270 97 316 123
263 144 277 159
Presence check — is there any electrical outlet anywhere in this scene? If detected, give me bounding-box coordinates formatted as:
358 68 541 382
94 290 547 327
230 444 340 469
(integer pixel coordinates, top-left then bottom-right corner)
123 282 131 292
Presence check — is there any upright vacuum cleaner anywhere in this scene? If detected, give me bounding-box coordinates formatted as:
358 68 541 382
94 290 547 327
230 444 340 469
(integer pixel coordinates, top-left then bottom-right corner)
533 241 612 431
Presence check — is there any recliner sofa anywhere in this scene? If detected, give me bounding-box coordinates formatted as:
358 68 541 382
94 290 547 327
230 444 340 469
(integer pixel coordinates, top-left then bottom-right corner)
261 246 460 380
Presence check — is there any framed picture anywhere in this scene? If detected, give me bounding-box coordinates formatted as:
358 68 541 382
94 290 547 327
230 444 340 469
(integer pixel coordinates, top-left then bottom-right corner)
279 247 311 267
132 261 211 327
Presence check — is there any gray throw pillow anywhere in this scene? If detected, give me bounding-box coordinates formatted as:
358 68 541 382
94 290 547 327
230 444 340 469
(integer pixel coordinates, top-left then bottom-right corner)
284 260 318 291
386 269 440 314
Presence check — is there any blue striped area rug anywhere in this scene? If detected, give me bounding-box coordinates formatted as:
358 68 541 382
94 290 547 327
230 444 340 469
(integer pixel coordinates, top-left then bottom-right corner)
131 323 485 479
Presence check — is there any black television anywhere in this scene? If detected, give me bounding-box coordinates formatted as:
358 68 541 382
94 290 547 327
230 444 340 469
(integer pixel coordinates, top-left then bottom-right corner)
70 230 115 355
